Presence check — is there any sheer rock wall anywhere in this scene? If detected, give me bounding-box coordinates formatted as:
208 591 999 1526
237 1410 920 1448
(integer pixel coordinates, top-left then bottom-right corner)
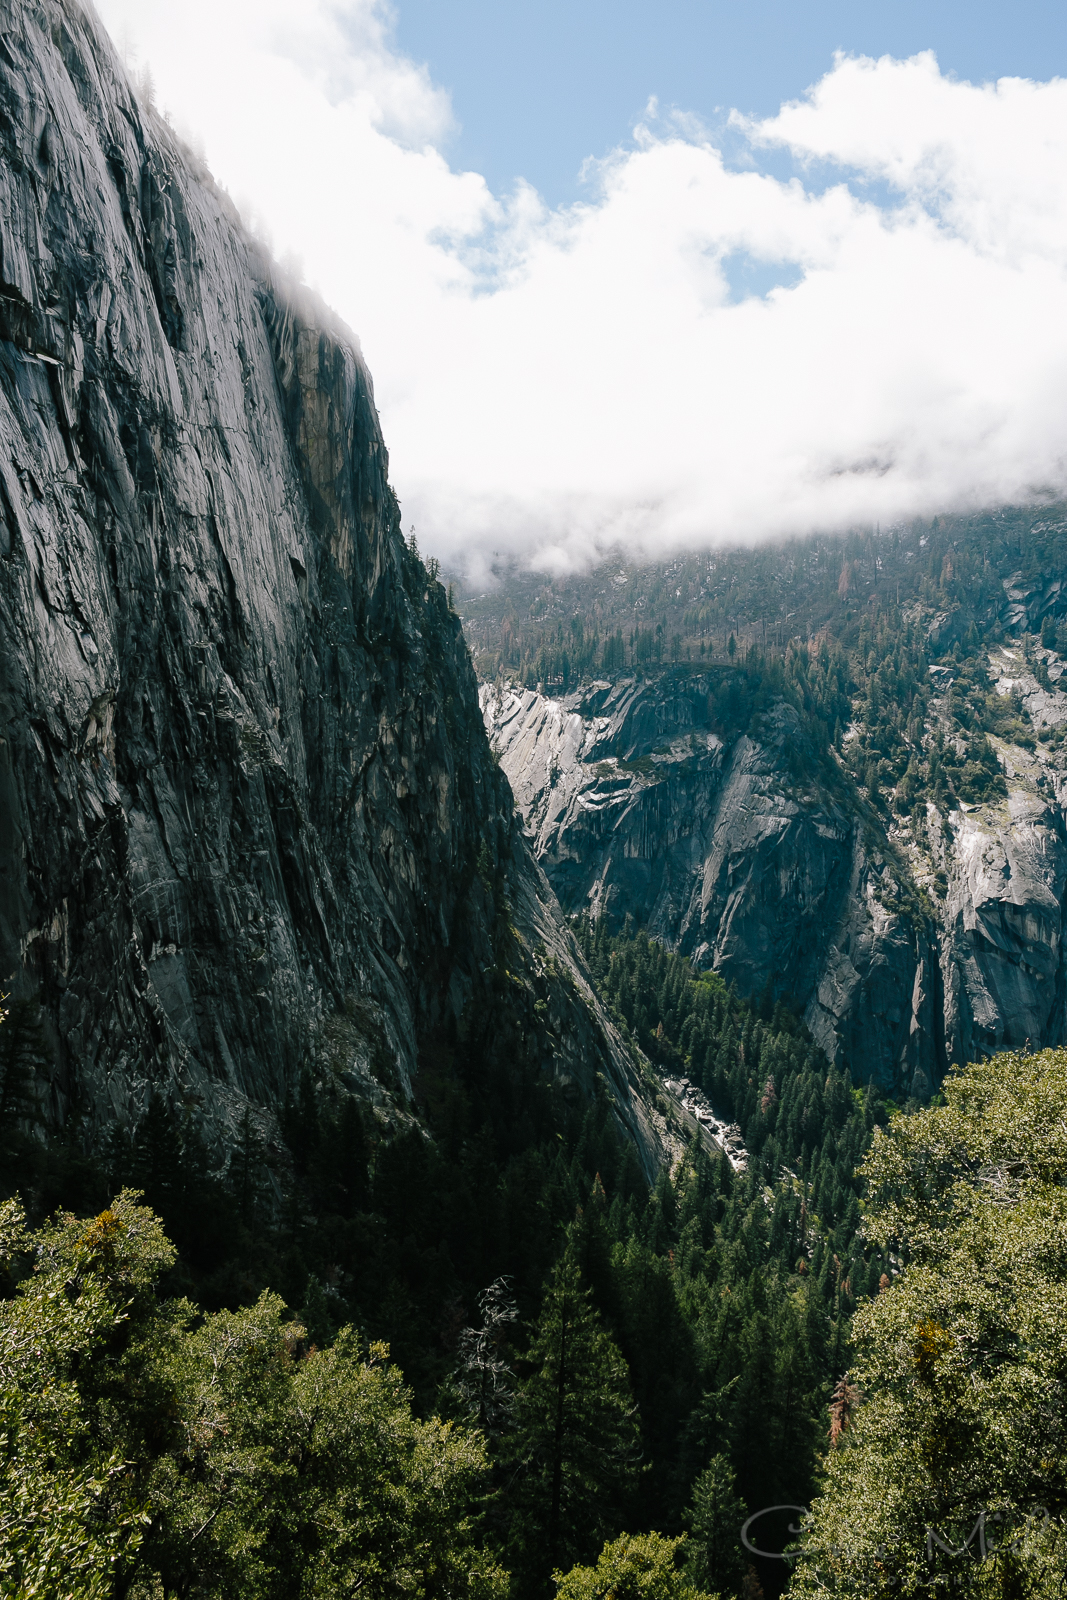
0 0 662 1171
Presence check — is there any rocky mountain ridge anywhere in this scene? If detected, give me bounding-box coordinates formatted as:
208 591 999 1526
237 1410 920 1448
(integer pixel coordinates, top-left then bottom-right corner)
0 0 665 1176
483 639 1067 1096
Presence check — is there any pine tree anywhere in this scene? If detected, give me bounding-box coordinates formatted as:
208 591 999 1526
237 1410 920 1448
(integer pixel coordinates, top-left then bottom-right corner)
684 1453 747 1596
508 1245 641 1585
827 1374 861 1448
230 1106 267 1227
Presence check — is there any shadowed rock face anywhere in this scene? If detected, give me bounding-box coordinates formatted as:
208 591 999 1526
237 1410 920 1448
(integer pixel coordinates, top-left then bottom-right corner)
0 0 662 1172
484 672 1067 1094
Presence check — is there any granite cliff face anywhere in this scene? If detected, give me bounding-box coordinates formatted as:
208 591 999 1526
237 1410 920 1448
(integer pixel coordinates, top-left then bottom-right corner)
0 0 662 1171
929 645 1067 1071
483 658 1067 1095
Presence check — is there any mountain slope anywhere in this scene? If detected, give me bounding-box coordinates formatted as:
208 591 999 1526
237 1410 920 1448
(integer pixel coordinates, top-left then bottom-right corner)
0 0 660 1172
476 528 1067 1096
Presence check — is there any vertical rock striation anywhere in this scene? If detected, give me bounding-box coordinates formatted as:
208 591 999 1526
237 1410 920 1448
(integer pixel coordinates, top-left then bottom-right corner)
0 0 661 1170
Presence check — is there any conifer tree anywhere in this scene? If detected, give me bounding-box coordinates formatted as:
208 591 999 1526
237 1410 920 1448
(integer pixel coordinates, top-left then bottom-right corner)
508 1245 641 1586
683 1453 747 1596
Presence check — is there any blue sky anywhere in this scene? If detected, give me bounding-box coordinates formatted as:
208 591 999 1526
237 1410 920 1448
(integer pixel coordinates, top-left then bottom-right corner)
394 0 1067 205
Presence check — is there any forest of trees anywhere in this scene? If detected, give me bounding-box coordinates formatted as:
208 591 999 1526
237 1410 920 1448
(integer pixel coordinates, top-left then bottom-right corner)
2 916 893 1599
5 997 1066 1594
574 922 891 1289
459 505 1067 834
453 507 1067 694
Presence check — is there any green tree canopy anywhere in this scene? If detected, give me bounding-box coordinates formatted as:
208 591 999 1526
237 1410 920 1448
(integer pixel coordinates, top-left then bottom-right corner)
0 1191 169 1599
0 1190 507 1600
791 1048 1067 1598
554 1531 717 1599
684 1454 748 1597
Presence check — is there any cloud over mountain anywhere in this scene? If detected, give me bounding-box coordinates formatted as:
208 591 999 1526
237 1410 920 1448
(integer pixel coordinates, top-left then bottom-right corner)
98 1 1067 573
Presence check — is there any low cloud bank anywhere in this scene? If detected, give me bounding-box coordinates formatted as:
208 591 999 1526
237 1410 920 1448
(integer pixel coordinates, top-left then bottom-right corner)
98 1 1067 575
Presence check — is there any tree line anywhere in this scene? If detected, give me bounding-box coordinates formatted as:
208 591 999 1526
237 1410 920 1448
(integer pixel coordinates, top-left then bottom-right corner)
457 505 1067 691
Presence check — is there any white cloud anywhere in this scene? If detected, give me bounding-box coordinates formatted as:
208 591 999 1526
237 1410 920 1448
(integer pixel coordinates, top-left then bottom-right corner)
94 1 1067 575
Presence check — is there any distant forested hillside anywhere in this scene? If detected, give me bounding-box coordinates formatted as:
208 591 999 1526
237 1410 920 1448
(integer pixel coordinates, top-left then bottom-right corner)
467 507 1067 1087
451 506 1067 694
453 504 1067 832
